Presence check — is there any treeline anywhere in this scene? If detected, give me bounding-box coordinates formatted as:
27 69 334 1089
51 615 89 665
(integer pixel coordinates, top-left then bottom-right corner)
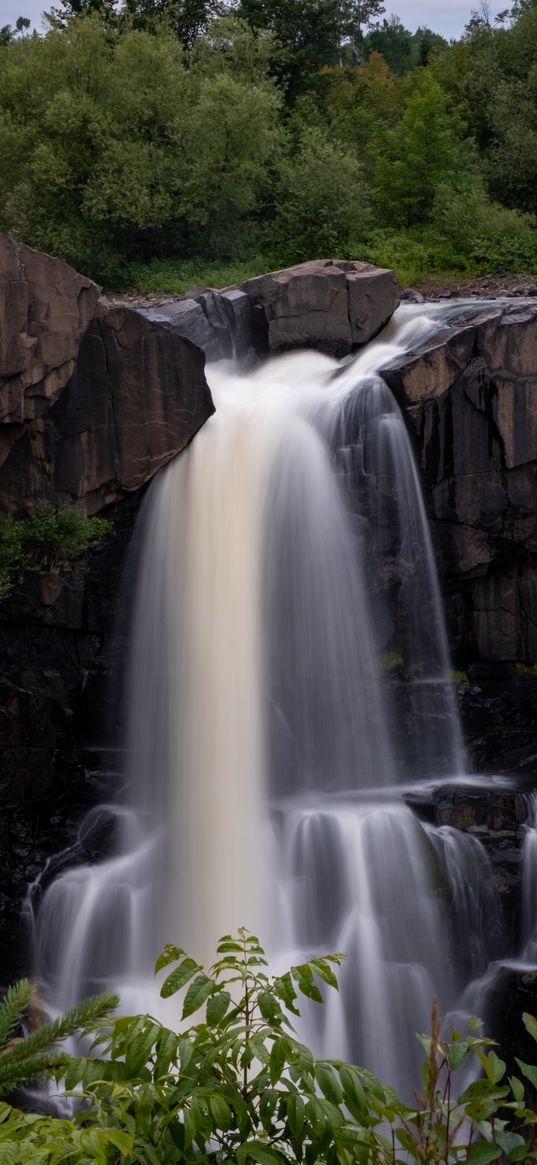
1 0 537 288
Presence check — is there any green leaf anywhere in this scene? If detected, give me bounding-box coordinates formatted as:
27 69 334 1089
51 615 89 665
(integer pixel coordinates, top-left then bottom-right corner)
160 957 200 999
178 1036 195 1073
522 1013 537 1044
311 959 340 991
273 972 300 1016
286 1092 305 1138
182 975 215 1020
125 1021 161 1076
105 1129 134 1155
270 1037 287 1085
483 1050 506 1084
509 1075 525 1103
305 1095 327 1136
238 1140 286 1165
258 991 283 1026
206 990 231 1026
154 944 185 974
209 1094 233 1131
316 1062 344 1105
447 1040 470 1070
154 1027 178 1078
516 1058 537 1089
465 1143 502 1165
339 1065 367 1121
494 1131 526 1159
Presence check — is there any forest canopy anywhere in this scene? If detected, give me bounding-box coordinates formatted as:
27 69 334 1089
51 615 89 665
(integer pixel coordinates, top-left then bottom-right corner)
0 0 536 287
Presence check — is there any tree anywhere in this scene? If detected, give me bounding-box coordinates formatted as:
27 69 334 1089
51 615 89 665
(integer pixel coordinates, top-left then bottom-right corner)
0 16 283 279
0 15 31 43
374 72 475 227
337 0 385 62
122 0 220 46
269 122 373 262
364 15 413 74
46 0 219 45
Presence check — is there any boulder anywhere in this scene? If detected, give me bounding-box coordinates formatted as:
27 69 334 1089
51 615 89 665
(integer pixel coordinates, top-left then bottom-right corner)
140 287 260 363
0 235 100 425
241 259 399 357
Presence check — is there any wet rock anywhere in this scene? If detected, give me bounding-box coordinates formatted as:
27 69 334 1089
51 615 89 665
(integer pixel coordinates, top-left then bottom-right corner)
484 965 537 1076
383 301 537 667
406 778 530 949
400 288 425 303
241 259 398 357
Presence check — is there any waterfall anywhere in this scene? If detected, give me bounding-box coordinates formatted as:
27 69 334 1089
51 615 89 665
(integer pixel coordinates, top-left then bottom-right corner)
32 301 506 1097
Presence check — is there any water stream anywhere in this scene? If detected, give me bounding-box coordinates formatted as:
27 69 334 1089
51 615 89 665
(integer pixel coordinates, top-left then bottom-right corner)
31 300 514 1097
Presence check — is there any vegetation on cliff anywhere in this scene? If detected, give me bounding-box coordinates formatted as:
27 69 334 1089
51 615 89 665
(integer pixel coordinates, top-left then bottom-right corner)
1 0 537 286
0 504 111 602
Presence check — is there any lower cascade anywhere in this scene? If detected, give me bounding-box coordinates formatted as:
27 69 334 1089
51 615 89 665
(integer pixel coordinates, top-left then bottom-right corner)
30 303 517 1097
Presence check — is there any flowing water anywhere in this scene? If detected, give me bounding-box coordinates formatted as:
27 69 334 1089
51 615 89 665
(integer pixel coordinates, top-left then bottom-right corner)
31 301 511 1096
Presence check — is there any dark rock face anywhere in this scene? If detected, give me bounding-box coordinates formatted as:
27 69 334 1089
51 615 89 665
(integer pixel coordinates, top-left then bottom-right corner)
382 302 537 665
241 259 399 357
0 489 143 979
0 306 214 515
52 308 214 513
0 235 100 428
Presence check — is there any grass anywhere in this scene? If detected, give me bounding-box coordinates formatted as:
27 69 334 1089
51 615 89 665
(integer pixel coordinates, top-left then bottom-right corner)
122 254 276 294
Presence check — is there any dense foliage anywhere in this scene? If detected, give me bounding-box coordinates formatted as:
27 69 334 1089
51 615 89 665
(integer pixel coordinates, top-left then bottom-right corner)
0 503 111 602
0 0 537 286
3 932 537 1163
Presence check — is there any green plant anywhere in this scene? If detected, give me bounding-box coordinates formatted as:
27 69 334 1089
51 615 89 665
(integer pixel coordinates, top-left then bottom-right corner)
0 978 117 1096
394 1003 537 1165
0 503 111 603
69 930 389 1163
4 937 537 1164
515 663 537 677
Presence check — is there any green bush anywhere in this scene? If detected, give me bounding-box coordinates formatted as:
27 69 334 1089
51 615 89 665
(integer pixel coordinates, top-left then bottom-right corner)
3 932 537 1163
431 180 537 273
0 503 111 603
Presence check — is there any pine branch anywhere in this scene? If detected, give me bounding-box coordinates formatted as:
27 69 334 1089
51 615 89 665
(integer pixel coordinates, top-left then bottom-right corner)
0 980 33 1049
0 1051 69 1093
0 991 117 1071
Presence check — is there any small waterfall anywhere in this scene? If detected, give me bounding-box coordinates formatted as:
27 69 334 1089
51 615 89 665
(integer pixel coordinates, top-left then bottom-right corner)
33 300 507 1097
520 792 537 961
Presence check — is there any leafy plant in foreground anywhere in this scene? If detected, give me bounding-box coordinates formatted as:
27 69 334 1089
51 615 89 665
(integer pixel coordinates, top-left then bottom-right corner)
69 929 388 1164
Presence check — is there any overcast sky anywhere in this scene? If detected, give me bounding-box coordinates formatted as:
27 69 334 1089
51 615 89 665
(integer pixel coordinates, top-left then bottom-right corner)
1 0 508 38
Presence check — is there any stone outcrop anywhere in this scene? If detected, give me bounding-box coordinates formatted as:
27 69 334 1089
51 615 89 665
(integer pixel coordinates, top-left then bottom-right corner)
240 259 399 357
0 302 214 515
382 302 537 665
0 235 100 430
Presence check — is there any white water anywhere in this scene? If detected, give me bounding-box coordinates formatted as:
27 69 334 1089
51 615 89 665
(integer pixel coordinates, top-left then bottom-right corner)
32 300 508 1096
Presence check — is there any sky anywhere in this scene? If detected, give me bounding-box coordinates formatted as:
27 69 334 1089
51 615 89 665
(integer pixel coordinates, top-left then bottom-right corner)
1 0 509 38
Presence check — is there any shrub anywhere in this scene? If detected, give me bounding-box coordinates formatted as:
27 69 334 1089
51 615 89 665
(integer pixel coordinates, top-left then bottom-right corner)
0 503 111 603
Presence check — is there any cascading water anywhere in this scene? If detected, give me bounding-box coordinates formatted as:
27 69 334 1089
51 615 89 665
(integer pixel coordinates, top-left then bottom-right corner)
31 301 506 1098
